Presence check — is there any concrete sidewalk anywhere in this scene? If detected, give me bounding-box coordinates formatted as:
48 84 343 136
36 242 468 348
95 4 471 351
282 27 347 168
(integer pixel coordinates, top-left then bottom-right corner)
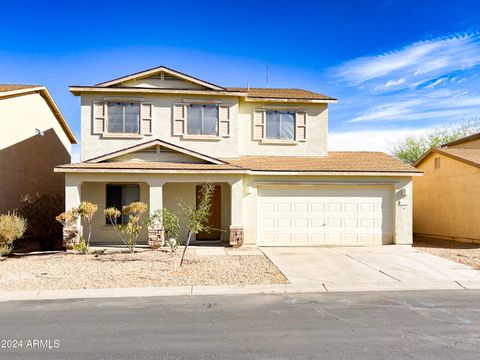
1 279 480 302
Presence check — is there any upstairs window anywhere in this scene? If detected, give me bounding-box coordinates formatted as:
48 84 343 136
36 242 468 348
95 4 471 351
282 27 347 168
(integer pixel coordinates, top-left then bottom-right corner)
107 102 140 134
266 110 295 140
187 104 218 136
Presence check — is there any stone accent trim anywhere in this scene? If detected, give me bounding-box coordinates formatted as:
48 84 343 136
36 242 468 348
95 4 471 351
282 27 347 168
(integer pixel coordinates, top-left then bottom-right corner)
229 226 244 248
63 226 80 250
148 227 164 249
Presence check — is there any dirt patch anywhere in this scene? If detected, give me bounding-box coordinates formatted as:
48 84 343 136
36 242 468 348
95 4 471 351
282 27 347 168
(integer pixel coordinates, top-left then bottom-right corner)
0 248 288 291
414 236 480 269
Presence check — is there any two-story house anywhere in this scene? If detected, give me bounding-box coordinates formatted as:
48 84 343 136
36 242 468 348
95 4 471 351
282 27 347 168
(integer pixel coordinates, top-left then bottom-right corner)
55 66 420 248
0 85 76 214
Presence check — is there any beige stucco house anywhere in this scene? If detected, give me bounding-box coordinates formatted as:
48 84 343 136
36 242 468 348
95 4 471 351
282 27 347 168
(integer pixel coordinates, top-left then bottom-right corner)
413 133 480 242
0 85 77 213
56 66 420 247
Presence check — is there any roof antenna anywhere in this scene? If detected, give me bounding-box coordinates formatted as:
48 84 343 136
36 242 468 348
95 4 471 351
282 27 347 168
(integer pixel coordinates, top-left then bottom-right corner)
266 64 269 88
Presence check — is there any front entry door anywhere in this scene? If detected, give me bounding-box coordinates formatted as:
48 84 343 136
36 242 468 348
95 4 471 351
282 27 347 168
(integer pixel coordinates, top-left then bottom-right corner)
196 185 222 240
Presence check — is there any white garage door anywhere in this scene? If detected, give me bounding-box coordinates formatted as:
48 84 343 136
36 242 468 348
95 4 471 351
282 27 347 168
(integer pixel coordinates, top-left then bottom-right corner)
257 187 393 246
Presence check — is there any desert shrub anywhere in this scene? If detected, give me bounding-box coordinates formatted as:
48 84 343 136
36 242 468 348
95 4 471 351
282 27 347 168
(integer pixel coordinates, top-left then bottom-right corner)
77 201 98 253
74 238 89 254
19 193 64 250
162 208 181 252
105 202 148 253
55 210 79 227
179 183 215 266
0 213 27 256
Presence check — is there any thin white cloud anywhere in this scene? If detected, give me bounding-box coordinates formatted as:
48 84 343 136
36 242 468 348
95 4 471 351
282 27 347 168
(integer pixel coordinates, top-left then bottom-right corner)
384 78 406 88
334 33 480 86
330 32 480 126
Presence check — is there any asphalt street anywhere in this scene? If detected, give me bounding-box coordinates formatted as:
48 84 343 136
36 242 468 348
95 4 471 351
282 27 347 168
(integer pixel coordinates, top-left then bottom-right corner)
0 290 479 359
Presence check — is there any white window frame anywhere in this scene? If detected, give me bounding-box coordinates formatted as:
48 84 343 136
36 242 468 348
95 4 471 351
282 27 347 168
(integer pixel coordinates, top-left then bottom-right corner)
185 104 219 137
106 102 141 135
265 110 296 141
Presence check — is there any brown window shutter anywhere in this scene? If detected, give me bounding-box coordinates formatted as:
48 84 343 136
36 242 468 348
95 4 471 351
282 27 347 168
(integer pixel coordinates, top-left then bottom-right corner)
173 104 186 135
93 101 106 134
253 109 266 140
141 103 153 135
218 105 230 137
295 111 307 141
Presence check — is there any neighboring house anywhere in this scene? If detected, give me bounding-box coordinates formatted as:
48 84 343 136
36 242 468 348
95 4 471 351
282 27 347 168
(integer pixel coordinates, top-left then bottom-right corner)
0 85 77 213
413 133 480 242
55 66 420 247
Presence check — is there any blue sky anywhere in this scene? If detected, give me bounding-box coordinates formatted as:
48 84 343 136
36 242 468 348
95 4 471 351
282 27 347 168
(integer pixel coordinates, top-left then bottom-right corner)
1 0 479 158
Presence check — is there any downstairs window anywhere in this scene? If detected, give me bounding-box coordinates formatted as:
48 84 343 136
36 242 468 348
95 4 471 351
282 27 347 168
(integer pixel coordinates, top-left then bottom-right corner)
106 184 140 224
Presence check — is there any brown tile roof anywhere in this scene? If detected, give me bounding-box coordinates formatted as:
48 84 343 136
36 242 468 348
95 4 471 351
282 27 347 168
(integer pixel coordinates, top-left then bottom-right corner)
223 152 420 173
0 84 40 93
57 161 242 171
58 152 419 173
441 133 480 147
226 87 336 101
435 148 480 167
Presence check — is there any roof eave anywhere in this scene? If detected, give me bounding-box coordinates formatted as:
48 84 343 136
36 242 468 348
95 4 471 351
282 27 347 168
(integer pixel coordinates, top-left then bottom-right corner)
0 86 77 144
416 149 480 169
69 86 248 97
94 66 226 90
243 97 337 104
54 167 247 174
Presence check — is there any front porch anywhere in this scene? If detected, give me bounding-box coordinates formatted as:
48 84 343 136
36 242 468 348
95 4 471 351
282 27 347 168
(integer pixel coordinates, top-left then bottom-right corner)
63 173 245 248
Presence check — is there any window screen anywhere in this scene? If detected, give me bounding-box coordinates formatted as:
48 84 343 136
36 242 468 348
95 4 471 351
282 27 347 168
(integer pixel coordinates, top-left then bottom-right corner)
107 103 140 134
266 111 295 140
187 104 218 135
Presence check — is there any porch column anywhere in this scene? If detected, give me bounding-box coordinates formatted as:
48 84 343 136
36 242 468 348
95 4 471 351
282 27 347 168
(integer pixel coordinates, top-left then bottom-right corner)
63 176 82 249
394 179 413 245
147 180 164 249
229 178 244 247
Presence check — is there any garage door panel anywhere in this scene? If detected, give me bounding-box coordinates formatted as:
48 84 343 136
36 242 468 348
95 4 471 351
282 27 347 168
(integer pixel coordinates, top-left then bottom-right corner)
258 187 393 246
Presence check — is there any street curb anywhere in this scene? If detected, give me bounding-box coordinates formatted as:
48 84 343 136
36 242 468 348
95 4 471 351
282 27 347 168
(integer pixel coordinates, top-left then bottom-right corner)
1 280 479 302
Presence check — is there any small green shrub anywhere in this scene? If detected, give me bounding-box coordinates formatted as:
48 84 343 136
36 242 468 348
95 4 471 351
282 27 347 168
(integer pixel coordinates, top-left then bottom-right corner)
179 183 215 266
162 208 181 252
0 213 27 256
74 238 89 254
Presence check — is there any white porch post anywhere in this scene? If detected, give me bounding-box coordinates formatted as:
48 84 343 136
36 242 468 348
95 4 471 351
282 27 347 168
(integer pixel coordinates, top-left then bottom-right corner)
64 176 82 249
394 179 413 245
147 180 164 248
229 178 244 247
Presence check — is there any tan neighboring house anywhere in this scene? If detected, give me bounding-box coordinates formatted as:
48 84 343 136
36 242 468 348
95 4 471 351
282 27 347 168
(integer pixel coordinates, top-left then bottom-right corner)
0 85 77 213
55 66 420 248
413 133 480 242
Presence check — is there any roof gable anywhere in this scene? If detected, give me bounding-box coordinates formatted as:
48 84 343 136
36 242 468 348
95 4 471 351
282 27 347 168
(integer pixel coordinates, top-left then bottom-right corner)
414 148 480 169
95 66 225 91
85 139 227 165
0 85 77 144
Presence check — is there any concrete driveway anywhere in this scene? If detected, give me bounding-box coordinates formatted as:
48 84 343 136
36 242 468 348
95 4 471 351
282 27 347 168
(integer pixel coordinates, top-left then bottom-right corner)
261 246 480 291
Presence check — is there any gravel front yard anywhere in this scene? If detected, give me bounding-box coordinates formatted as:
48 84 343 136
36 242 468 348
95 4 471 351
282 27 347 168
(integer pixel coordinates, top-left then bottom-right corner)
414 236 480 269
0 248 287 291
